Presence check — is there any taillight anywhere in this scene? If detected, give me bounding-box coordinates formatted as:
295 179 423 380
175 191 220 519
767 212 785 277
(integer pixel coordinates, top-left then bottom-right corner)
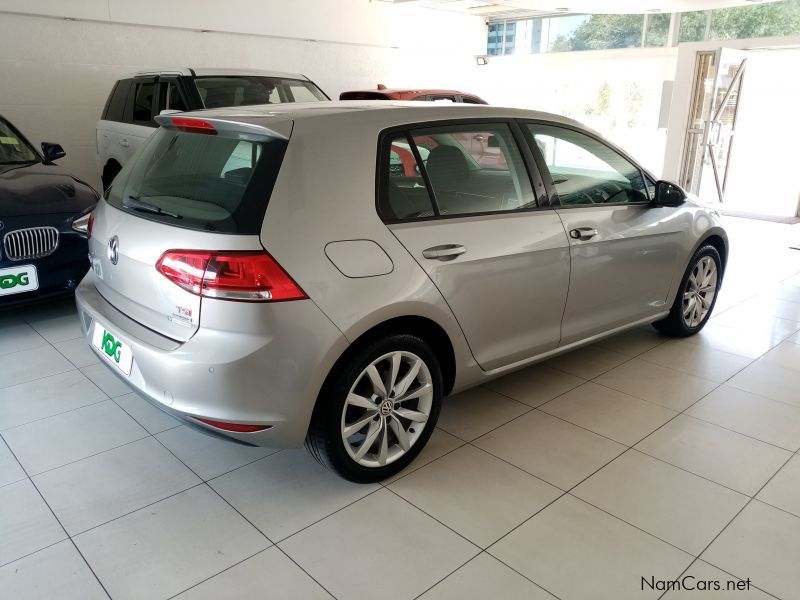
155 250 307 302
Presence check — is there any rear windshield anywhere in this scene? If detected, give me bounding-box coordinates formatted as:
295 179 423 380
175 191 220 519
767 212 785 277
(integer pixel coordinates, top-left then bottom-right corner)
194 76 328 108
106 128 288 234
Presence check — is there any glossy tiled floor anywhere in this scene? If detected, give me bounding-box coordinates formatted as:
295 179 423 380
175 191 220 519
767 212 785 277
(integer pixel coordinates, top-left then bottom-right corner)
2 217 800 600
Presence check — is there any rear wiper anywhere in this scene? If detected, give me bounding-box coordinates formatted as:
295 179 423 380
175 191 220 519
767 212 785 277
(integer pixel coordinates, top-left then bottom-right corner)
123 195 182 219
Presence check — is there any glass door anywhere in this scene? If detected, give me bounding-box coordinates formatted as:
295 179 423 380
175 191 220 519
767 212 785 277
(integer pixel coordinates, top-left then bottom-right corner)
680 48 749 203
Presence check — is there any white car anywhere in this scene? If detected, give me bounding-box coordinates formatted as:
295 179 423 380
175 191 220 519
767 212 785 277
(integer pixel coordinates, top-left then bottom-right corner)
96 67 328 190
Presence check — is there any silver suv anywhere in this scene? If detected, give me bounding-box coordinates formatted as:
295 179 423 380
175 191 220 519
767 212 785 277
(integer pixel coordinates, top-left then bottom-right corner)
76 102 727 482
96 68 328 190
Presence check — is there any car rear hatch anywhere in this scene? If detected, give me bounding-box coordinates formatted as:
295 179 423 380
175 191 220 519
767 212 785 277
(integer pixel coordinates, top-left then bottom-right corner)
88 113 293 341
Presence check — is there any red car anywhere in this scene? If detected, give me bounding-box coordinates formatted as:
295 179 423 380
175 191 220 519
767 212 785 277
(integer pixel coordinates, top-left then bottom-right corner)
340 84 487 104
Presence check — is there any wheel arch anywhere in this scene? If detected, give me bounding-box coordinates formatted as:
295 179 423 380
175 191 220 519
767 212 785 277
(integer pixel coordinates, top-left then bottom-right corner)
699 232 728 271
321 315 457 400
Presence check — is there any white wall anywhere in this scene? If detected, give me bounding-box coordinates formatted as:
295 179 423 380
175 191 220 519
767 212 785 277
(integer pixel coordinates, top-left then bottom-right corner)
723 48 800 217
473 47 679 175
0 1 484 187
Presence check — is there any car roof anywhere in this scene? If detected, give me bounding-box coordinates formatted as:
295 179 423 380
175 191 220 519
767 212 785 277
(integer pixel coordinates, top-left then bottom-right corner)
129 67 310 80
168 100 585 132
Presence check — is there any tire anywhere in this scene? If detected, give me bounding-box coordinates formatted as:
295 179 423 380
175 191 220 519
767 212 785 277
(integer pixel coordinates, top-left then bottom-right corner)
305 333 443 483
653 244 722 337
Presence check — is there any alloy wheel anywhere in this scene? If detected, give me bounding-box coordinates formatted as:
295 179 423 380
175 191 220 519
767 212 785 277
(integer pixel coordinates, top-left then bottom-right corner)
682 255 718 328
341 351 433 468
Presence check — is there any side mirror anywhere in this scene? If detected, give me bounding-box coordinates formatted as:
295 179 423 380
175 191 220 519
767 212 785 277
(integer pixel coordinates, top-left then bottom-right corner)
41 142 66 163
654 180 686 207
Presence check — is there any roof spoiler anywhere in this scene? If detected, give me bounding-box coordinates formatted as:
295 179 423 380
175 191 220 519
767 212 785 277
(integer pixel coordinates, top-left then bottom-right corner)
154 114 290 141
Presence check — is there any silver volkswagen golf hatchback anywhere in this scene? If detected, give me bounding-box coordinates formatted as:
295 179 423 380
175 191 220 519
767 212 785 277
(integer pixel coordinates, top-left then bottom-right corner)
76 102 727 482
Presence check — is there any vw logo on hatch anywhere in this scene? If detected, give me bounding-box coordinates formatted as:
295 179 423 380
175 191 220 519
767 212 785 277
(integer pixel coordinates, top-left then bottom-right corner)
107 235 119 265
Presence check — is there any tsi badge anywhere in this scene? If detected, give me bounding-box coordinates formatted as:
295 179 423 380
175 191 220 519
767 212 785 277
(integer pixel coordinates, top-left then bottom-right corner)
0 264 39 297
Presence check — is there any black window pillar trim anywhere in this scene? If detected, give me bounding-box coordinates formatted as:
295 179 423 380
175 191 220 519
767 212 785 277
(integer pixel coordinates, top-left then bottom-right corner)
406 132 441 217
509 119 549 208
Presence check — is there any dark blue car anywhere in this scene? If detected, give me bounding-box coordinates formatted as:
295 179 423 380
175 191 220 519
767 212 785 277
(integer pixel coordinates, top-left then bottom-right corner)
0 115 98 308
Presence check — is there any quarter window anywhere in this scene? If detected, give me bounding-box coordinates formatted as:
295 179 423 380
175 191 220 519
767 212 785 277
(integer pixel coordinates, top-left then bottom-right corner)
528 124 648 205
380 134 436 221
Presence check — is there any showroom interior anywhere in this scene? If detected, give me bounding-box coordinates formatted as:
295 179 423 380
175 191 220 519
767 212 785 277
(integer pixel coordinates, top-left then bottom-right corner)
1 0 800 598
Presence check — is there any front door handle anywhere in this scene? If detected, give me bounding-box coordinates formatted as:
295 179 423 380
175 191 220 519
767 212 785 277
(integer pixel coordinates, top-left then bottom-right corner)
569 227 598 241
422 244 466 261
119 138 130 147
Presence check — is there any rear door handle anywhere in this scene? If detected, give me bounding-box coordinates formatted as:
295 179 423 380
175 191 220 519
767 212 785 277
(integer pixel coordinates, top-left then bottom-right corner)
422 244 466 261
569 227 598 241
119 139 129 147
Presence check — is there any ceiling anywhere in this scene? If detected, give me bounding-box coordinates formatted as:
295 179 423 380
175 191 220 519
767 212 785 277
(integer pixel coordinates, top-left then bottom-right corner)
394 0 780 20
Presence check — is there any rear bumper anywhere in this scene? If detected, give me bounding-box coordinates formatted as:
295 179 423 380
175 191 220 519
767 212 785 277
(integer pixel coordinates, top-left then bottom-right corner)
75 271 348 447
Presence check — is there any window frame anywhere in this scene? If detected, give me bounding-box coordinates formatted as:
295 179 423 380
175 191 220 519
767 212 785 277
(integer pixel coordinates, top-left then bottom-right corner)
520 119 657 208
376 118 551 225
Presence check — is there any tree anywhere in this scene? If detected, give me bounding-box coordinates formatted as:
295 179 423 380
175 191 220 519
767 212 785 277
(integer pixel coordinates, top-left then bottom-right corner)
557 14 644 51
710 0 800 39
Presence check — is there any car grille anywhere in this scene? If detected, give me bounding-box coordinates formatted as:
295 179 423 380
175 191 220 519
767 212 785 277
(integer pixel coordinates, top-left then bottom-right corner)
3 227 60 261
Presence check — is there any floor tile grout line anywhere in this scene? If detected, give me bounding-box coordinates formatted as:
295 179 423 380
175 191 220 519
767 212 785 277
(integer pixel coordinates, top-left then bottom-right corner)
68 481 208 540
623 446 757 499
0 365 79 392
563 491 703 558
718 376 800 413
0 397 111 434
271 484 385 546
437 403 536 445
380 485 487 550
464 441 579 494
655 451 797 600
0 435 113 599
479 354 743 558
675 411 800 454
382 434 469 486
162 547 276 600
412 549 566 600
10 430 151 478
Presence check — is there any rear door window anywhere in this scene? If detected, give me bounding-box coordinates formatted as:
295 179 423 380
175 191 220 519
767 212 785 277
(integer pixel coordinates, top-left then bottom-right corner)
105 127 288 234
103 79 131 122
378 123 537 221
131 81 156 126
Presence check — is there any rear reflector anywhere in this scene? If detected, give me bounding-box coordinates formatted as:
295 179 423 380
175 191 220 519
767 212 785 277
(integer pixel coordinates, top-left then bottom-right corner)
156 250 307 302
170 117 217 135
194 417 272 433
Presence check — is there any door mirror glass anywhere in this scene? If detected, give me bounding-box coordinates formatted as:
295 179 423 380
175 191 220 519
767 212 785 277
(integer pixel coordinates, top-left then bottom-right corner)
487 135 500 148
654 180 686 207
41 142 65 163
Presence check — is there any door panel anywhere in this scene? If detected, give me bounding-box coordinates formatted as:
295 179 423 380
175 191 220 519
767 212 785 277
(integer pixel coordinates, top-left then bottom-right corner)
390 212 570 370
556 205 685 344
524 121 684 344
380 122 569 371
